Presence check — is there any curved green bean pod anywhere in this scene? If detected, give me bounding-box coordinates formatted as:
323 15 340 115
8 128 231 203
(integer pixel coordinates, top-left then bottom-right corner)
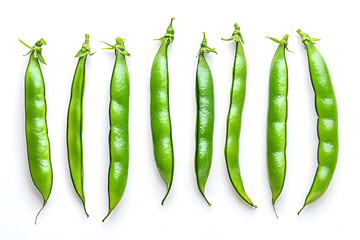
266 34 290 217
150 18 175 204
222 24 256 208
195 32 216 206
297 29 338 214
102 38 130 221
67 34 94 216
21 39 53 224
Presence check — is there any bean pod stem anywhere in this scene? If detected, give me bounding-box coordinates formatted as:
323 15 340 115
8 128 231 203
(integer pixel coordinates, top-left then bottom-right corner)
21 38 53 224
150 18 175 204
102 38 130 222
222 24 256 208
67 34 94 217
297 29 338 214
266 34 289 217
195 32 216 205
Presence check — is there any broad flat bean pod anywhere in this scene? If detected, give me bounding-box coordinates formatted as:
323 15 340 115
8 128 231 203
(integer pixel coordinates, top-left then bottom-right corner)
150 18 175 204
102 38 130 221
21 38 53 224
222 24 256 208
67 34 94 216
297 29 339 214
194 32 216 205
266 34 290 217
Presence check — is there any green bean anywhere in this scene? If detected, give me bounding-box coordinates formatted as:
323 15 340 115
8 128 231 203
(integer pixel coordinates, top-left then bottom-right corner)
297 29 338 214
102 38 130 221
150 18 175 204
20 38 53 224
222 24 256 208
195 32 216 205
266 34 290 217
67 34 94 216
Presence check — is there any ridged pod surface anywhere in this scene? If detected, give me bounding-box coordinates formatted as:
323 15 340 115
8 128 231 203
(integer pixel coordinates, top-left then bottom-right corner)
150 19 175 204
223 24 256 208
67 34 94 216
297 29 338 214
21 38 53 224
266 34 289 217
102 38 130 221
195 32 216 205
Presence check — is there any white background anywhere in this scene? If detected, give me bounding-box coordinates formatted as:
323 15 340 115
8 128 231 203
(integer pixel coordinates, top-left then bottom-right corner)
0 0 358 239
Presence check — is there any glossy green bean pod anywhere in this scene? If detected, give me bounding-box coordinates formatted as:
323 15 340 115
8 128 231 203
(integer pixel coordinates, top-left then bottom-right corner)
102 38 130 222
266 34 290 217
67 34 93 216
150 18 175 204
21 39 53 224
222 24 256 208
297 29 338 214
195 33 216 205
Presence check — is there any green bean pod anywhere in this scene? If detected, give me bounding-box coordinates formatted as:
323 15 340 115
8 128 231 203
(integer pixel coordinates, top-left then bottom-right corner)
67 34 93 216
150 18 175 204
266 34 289 217
102 38 130 221
222 24 256 208
195 33 216 205
21 39 53 224
297 29 338 214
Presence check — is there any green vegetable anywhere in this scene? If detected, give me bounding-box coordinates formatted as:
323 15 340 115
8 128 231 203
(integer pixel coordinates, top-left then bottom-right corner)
67 34 94 217
266 34 290 217
222 24 256 208
195 32 216 205
102 38 130 221
150 18 175 204
297 29 339 214
21 38 53 224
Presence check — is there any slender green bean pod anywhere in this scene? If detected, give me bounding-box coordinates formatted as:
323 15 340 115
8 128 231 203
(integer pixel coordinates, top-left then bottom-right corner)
297 29 338 214
222 24 256 208
67 34 94 216
150 18 175 204
195 32 216 205
102 38 130 222
21 39 53 224
266 34 290 217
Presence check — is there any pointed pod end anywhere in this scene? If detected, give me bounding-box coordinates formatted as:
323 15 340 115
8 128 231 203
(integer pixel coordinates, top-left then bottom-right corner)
298 205 305 215
272 202 279 218
34 201 47 225
102 210 112 222
82 202 89 217
199 188 212 206
161 187 172 205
